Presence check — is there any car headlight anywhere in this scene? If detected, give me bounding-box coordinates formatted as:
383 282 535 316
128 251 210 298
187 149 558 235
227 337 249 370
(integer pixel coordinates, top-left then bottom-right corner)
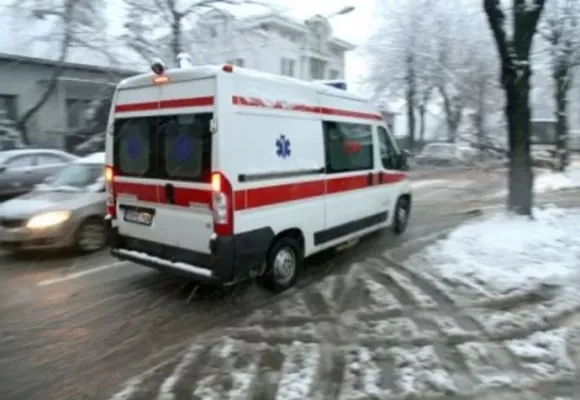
27 211 71 229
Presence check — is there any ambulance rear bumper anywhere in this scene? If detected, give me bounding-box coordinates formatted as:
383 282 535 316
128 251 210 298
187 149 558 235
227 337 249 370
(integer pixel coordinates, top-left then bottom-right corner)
111 247 217 282
106 218 274 284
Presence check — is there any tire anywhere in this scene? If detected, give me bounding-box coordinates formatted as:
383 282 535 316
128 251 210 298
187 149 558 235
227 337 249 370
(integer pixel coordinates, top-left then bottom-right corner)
393 196 411 235
75 217 107 253
258 236 303 293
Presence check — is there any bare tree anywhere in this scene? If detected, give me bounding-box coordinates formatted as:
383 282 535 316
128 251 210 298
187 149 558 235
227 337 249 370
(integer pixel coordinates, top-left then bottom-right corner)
122 0 275 66
366 0 436 150
484 0 546 216
539 0 580 171
9 0 109 144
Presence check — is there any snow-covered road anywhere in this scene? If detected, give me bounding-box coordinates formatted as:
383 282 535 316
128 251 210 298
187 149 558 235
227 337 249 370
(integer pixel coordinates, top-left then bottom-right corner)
112 206 580 400
112 254 579 399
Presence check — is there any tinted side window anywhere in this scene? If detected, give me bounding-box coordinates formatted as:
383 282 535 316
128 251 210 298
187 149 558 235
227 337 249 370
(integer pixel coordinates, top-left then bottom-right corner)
114 117 155 177
323 121 373 173
159 113 212 182
377 126 398 169
6 155 34 169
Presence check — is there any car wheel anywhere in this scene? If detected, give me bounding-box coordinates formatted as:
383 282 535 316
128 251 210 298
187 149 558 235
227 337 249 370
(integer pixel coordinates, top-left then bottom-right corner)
393 196 411 235
258 236 303 293
75 217 106 253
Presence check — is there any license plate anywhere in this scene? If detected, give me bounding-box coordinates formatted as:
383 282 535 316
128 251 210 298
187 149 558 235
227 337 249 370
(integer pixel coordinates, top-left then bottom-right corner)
124 209 153 226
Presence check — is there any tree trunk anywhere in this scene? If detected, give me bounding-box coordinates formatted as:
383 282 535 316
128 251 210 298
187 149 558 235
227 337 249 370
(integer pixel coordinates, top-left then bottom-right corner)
418 104 426 147
505 68 534 215
438 86 462 143
483 0 546 216
554 68 570 172
17 1 74 144
171 18 182 65
405 54 417 150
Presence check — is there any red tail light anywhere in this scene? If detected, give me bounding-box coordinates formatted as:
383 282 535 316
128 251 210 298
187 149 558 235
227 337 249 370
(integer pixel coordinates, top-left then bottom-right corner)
105 165 116 218
211 171 233 236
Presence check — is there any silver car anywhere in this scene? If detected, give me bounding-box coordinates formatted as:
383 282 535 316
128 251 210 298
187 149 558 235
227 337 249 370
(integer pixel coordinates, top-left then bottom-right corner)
0 152 107 253
0 148 78 200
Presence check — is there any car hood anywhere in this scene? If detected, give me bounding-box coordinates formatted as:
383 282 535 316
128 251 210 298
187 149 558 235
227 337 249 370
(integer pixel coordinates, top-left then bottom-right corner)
0 190 104 218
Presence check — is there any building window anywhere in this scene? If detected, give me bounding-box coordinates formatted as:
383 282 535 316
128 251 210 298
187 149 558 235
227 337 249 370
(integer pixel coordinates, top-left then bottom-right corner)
310 58 326 80
323 121 374 173
328 69 339 79
280 58 296 77
227 58 244 67
0 95 18 121
66 98 92 131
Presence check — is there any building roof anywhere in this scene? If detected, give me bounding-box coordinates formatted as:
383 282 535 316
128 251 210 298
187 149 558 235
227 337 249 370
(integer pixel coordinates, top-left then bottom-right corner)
0 52 139 77
239 12 356 51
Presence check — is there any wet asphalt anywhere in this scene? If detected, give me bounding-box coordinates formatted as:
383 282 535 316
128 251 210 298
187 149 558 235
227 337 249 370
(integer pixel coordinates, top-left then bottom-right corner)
0 167 576 400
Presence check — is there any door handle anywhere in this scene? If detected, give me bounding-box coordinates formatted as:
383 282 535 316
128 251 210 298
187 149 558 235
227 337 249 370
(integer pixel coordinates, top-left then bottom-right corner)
367 172 374 186
165 183 175 204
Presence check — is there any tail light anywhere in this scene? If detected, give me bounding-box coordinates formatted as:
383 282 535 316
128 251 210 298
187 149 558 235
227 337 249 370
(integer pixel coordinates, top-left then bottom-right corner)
105 165 116 218
211 171 233 236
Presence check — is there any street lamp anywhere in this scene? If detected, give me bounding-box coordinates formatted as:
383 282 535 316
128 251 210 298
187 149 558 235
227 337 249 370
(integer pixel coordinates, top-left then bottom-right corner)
326 6 355 19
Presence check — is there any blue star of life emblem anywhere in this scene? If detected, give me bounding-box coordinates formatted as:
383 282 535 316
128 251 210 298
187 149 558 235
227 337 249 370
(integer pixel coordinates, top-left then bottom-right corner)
276 135 291 159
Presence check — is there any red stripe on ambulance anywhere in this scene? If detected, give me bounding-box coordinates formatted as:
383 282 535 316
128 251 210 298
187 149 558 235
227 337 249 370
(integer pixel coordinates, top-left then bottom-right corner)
115 96 215 113
114 95 383 121
232 95 383 121
113 172 406 211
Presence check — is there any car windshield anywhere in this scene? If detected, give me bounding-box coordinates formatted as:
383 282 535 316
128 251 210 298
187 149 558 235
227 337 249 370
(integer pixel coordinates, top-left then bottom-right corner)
41 162 104 191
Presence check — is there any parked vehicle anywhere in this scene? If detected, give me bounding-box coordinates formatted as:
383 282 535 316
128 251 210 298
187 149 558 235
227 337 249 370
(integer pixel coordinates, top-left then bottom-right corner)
0 149 78 200
105 62 412 293
0 152 107 253
414 142 477 166
74 132 105 156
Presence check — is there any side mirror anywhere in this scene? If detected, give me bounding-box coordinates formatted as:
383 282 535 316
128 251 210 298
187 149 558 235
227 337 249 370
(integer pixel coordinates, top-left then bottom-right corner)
397 152 410 171
0 165 5 174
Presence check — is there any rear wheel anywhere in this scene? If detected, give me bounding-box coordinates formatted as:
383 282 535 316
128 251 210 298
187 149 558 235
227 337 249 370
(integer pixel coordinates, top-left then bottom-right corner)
258 236 303 293
75 217 107 253
393 196 410 234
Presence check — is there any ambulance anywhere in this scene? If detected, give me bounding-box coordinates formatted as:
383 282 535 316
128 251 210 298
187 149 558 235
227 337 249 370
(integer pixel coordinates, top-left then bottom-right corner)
104 60 411 293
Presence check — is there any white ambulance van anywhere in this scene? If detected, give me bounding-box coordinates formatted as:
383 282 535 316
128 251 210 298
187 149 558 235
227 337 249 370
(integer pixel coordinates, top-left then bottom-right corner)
105 61 411 293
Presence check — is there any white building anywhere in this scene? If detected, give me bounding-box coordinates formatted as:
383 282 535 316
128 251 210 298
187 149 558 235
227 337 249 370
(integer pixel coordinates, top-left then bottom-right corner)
189 11 355 81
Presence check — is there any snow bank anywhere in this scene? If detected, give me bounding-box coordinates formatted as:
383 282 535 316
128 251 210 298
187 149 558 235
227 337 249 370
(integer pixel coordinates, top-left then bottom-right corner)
535 166 580 193
406 206 580 299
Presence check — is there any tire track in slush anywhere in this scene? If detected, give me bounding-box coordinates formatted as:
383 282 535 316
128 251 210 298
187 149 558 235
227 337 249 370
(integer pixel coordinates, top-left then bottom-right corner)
112 255 580 400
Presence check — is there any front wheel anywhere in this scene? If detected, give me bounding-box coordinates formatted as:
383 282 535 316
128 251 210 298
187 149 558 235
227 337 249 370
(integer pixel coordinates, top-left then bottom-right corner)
393 196 411 234
258 237 303 293
75 217 107 253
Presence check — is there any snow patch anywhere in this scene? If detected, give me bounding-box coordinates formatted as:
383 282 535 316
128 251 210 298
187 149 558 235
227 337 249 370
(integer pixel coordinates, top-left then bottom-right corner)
275 342 321 400
341 347 388 399
157 344 205 400
535 166 580 193
192 337 261 400
405 206 580 300
506 328 576 383
390 345 458 396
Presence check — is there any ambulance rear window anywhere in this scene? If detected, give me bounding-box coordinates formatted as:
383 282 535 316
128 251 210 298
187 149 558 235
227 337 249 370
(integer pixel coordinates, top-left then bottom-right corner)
113 113 212 182
115 118 153 177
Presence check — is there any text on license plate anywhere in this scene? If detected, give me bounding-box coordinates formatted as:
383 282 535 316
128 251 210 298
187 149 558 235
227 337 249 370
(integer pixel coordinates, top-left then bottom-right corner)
124 209 153 225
